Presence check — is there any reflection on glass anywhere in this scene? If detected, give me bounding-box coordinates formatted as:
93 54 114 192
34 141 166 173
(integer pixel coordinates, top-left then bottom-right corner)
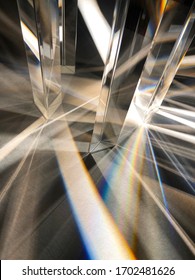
118 0 194 141
90 0 169 151
132 0 195 122
89 0 130 152
61 0 124 152
17 0 62 119
60 0 78 73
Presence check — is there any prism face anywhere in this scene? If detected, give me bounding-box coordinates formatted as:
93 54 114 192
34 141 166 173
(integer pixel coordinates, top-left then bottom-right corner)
89 0 130 152
17 0 62 119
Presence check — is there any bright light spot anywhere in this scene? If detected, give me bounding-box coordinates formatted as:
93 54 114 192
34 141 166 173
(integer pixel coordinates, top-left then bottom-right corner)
21 21 39 60
125 102 145 127
59 25 62 42
160 0 168 15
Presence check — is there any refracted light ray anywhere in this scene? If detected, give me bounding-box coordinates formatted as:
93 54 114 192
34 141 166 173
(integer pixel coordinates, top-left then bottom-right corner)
180 54 195 69
78 0 111 64
0 127 44 257
90 143 195 258
115 44 151 79
108 128 145 250
147 129 195 194
93 126 176 255
157 109 195 129
145 130 169 211
160 106 195 118
53 118 135 260
0 128 43 203
0 117 45 162
116 148 195 256
0 93 97 160
20 21 39 60
89 131 144 252
147 123 195 145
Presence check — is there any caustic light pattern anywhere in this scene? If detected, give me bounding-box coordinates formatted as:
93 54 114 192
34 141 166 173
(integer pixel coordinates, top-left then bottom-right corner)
0 0 194 259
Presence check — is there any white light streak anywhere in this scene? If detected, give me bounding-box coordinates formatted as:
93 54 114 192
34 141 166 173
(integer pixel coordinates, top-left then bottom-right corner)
78 0 111 64
21 21 40 60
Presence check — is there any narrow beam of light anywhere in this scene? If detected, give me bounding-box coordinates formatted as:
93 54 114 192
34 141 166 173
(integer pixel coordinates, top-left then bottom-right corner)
0 129 43 202
0 117 45 162
21 21 40 60
146 124 195 144
53 119 135 260
160 106 195 118
78 0 111 64
157 109 195 129
149 130 195 194
59 25 63 42
145 130 169 210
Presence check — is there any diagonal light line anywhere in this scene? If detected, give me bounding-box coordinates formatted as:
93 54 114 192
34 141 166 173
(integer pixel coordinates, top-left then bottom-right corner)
148 130 195 194
148 138 195 170
9 129 44 224
25 126 45 175
146 123 195 144
0 96 98 162
157 109 195 129
128 13 142 58
0 117 45 162
117 148 195 255
145 130 169 210
78 0 111 64
0 127 45 257
180 54 195 68
4 194 67 259
20 21 40 60
145 5 195 116
115 44 151 78
0 128 43 202
163 98 195 112
62 96 98 116
53 118 135 260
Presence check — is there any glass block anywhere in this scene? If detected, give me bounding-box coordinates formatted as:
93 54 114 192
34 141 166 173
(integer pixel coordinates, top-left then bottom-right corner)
89 0 169 151
17 0 62 119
